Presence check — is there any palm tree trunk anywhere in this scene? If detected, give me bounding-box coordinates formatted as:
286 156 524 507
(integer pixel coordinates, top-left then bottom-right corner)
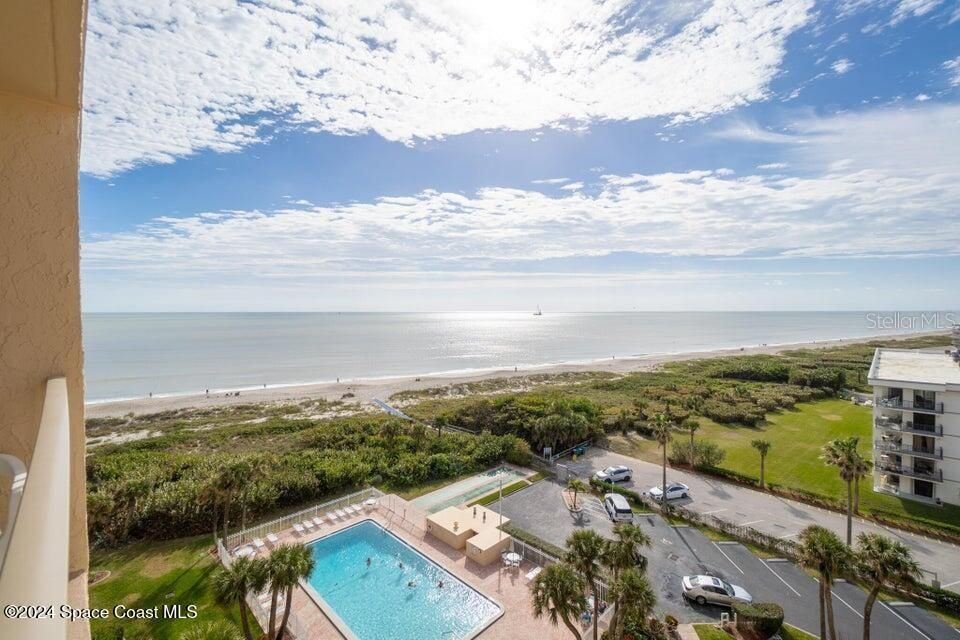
609 601 621 640
661 446 667 505
238 599 253 640
592 585 599 640
846 479 853 545
854 475 861 514
560 613 582 640
277 585 295 640
268 587 280 640
818 577 827 640
211 500 219 549
863 584 880 640
760 455 765 489
825 579 838 640
223 491 232 546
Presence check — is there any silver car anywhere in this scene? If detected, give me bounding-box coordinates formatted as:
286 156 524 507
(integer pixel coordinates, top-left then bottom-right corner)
681 575 753 607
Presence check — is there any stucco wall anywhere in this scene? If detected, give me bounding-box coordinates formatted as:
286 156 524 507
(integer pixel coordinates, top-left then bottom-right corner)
0 0 89 624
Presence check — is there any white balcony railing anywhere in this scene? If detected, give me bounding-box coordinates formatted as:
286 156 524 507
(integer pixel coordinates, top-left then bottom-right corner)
0 378 71 640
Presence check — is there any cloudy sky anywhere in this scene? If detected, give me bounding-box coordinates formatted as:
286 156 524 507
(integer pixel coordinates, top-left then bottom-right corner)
80 0 960 311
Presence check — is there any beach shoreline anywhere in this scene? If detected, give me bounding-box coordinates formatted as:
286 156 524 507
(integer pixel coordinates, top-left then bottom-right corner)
84 329 949 419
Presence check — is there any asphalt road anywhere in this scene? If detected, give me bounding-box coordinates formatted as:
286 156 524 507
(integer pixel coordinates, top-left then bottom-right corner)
494 477 958 639
566 448 960 592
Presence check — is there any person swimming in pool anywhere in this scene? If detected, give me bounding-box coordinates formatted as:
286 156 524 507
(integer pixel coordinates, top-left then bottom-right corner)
438 580 444 589
366 557 371 567
398 561 404 570
407 580 416 588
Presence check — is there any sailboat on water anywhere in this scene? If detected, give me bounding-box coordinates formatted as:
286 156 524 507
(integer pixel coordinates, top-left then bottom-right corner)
533 305 543 316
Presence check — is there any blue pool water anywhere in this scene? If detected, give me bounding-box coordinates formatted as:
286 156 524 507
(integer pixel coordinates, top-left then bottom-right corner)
305 520 501 640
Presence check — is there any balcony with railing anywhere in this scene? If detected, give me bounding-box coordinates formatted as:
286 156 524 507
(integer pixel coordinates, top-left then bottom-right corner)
0 378 71 640
874 418 943 437
874 441 943 460
874 483 941 505
874 461 943 482
877 396 944 414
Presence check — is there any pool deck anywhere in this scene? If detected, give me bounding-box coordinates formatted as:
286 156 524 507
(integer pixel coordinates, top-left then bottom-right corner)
239 495 591 640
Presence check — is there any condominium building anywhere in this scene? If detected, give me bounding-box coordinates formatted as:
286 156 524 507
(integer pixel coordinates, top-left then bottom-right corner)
868 335 960 506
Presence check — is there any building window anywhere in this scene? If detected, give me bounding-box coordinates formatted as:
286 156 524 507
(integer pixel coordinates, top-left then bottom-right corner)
914 480 934 498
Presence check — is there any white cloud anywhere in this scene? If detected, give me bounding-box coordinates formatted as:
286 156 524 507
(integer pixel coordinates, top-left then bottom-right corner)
559 182 585 191
945 57 960 86
839 0 944 27
915 93 931 101
831 58 854 75
83 104 960 287
756 162 787 169
81 0 814 176
531 178 570 185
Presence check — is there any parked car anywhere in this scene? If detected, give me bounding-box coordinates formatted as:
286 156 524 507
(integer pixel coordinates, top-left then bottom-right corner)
647 482 690 500
681 575 753 607
593 465 632 483
603 493 634 522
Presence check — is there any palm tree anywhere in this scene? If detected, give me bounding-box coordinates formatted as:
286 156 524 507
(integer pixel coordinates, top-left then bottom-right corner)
821 436 860 545
212 556 268 640
650 413 673 505
240 455 273 544
566 477 589 511
266 544 315 640
751 439 771 488
681 419 700 467
797 525 851 640
613 408 634 436
380 420 402 455
411 422 427 450
179 621 244 640
530 563 587 640
603 523 651 636
631 399 648 427
852 450 871 514
218 462 248 545
608 567 656 640
566 529 606 640
856 533 920 640
86 491 115 545
115 476 151 540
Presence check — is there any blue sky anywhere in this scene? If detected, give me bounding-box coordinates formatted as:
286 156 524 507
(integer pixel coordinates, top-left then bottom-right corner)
79 0 960 311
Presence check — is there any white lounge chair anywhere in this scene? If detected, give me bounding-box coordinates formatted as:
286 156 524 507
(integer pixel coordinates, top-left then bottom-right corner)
303 520 315 530
253 538 265 551
335 509 347 518
525 566 542 582
327 511 339 523
312 516 324 527
343 505 356 516
350 502 363 513
293 523 305 535
266 533 280 546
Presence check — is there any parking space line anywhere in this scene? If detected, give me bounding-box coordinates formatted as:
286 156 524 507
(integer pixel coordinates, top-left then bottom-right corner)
941 579 960 589
761 560 801 597
878 601 932 640
702 508 727 515
711 542 744 574
831 588 863 619
740 519 764 526
778 532 798 539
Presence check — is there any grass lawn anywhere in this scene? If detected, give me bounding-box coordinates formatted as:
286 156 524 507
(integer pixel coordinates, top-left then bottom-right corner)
779 623 819 639
693 623 733 639
607 398 960 534
89 535 255 640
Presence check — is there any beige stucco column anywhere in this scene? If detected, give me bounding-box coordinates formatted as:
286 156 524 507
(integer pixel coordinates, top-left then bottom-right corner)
0 1 89 638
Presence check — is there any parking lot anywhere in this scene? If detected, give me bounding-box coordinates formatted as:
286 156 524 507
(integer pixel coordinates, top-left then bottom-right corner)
494 478 958 639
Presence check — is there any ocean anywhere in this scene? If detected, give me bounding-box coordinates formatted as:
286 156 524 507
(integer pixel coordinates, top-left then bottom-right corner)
82 311 941 402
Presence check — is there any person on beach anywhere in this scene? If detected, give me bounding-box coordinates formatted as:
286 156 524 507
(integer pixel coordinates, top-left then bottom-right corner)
205 389 209 396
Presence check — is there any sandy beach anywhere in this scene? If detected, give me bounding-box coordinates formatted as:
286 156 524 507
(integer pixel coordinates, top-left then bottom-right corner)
84 330 949 419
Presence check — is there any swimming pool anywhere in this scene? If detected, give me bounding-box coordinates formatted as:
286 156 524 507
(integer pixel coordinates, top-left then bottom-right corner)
411 466 528 514
304 520 502 640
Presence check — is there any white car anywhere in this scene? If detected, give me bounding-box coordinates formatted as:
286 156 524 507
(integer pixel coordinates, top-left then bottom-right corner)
681 575 752 607
603 493 634 522
593 465 632 483
647 482 689 500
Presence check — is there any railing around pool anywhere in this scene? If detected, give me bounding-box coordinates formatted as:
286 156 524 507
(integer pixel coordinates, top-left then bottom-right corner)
508 537 609 604
224 487 385 550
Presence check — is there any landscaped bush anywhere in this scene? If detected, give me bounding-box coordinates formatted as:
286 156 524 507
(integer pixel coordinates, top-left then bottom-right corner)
700 399 765 426
701 356 791 383
733 602 784 640
669 440 725 467
788 366 846 392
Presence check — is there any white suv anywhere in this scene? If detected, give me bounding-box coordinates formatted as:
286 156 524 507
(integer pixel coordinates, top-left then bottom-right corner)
593 465 632 483
603 493 634 522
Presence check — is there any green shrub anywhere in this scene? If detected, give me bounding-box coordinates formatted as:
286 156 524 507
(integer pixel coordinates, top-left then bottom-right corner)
733 602 784 640
669 441 725 467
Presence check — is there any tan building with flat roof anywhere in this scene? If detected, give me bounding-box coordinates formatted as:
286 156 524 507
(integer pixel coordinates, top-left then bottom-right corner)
426 504 512 566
